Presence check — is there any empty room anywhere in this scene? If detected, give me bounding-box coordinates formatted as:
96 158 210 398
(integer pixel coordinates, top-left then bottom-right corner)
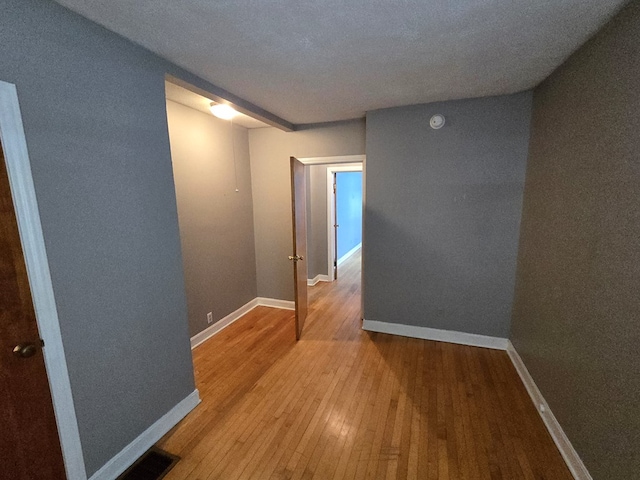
1 1 638 479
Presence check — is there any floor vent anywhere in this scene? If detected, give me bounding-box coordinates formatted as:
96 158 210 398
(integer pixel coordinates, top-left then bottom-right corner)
117 446 180 480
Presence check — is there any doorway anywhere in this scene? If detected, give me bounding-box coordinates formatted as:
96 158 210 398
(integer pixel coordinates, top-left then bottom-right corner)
327 165 363 280
0 80 85 478
291 155 365 339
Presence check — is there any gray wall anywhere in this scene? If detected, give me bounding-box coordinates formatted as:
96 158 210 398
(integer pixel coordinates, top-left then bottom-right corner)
0 0 205 475
248 120 366 300
166 101 257 337
306 164 329 279
364 93 532 337
510 1 640 478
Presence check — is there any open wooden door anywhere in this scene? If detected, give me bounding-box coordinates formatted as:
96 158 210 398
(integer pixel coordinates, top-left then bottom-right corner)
332 173 338 280
0 143 67 479
289 156 308 340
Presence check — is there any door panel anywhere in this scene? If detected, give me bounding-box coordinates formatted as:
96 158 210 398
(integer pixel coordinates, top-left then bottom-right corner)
0 143 66 479
333 173 338 280
290 157 308 340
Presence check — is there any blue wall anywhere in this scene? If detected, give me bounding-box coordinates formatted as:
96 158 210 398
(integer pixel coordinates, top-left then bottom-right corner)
336 172 363 259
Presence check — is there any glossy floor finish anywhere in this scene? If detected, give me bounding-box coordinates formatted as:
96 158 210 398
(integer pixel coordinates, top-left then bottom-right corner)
158 250 571 479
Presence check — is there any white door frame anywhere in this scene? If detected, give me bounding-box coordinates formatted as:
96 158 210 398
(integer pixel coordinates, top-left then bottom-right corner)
297 154 365 166
296 154 365 283
0 80 87 479
326 164 363 281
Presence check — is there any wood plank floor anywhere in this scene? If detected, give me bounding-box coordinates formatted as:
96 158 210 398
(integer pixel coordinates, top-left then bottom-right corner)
158 250 572 479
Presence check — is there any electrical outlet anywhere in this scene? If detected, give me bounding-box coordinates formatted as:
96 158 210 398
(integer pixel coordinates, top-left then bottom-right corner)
207 312 213 324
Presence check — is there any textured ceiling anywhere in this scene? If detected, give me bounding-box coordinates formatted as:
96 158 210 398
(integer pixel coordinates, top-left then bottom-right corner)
55 0 626 125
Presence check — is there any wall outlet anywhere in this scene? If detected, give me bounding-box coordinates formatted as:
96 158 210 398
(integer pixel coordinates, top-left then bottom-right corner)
207 312 213 324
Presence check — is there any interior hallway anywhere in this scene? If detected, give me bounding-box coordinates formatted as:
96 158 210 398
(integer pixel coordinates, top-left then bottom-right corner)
158 249 571 479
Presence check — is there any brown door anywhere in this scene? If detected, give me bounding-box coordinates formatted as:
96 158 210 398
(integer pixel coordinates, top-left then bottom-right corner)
0 142 67 479
332 173 338 280
289 156 308 340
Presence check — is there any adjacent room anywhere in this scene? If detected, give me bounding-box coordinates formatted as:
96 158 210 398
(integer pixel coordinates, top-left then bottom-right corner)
1 0 638 479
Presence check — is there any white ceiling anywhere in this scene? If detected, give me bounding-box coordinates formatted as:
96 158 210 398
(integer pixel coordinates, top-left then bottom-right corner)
165 82 270 129
56 0 626 126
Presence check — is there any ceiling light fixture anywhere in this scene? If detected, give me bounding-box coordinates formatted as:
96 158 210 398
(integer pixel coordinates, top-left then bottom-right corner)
210 103 238 120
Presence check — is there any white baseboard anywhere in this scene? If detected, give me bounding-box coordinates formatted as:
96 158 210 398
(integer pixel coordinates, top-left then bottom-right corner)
362 319 509 350
507 342 592 480
308 274 331 286
256 297 295 310
88 389 200 480
337 243 361 266
190 299 259 349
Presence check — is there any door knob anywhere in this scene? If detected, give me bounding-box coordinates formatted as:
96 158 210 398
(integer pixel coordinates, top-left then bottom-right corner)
288 255 304 261
13 343 37 358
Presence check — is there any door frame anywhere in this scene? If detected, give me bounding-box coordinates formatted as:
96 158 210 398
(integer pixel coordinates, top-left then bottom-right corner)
0 80 86 479
296 154 365 315
326 164 363 281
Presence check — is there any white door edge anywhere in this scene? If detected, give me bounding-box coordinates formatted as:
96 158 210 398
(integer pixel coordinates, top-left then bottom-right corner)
0 80 87 479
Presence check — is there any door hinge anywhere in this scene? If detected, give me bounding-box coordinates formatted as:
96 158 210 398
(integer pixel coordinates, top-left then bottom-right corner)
333 183 337 193
40 339 45 347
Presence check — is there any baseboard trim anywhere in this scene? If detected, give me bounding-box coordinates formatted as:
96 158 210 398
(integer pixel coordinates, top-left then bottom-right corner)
256 297 295 310
88 389 200 480
308 274 331 286
362 319 509 350
190 299 259 349
507 342 592 480
337 243 361 266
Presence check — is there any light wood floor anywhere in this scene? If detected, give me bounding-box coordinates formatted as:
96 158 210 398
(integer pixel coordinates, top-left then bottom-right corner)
159 250 571 479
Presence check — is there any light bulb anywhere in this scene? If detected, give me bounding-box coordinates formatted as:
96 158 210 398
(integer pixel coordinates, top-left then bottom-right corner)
210 103 238 120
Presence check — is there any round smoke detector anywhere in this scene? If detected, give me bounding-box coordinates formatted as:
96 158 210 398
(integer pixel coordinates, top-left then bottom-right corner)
430 114 445 130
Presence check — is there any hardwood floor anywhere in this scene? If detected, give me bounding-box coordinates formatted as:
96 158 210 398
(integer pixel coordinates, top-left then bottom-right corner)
158 249 571 479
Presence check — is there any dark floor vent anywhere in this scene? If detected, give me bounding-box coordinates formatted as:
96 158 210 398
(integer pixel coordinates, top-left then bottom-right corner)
116 446 180 480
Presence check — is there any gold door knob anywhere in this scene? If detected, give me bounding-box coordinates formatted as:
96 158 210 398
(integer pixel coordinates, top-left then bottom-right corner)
13 343 37 358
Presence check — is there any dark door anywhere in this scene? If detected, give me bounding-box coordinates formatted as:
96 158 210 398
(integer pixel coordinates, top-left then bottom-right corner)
289 156 308 340
0 142 67 479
